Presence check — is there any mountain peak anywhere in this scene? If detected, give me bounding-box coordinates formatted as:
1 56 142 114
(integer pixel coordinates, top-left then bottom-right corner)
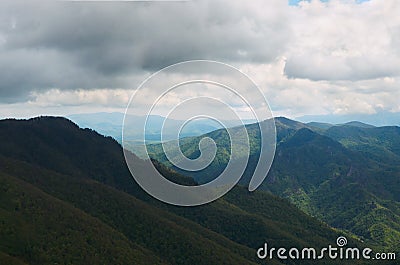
1 116 80 130
341 121 375 128
274 117 307 130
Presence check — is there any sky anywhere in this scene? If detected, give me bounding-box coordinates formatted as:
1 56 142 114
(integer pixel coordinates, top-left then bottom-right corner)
0 0 399 124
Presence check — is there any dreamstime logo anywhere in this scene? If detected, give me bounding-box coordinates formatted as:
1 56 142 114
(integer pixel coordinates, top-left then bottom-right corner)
122 60 276 206
257 236 396 261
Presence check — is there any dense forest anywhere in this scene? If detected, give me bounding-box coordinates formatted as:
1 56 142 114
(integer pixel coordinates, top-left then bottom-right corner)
1 117 387 264
148 117 400 252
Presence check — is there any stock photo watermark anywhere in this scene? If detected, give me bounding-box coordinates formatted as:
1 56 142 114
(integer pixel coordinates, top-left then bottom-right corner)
122 60 276 206
257 236 396 261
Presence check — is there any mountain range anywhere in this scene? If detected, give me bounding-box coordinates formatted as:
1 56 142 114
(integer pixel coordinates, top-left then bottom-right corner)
148 117 400 252
0 116 378 265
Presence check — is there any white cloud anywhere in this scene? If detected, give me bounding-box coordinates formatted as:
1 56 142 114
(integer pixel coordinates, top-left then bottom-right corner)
0 0 399 119
241 58 400 117
29 88 132 107
285 0 400 81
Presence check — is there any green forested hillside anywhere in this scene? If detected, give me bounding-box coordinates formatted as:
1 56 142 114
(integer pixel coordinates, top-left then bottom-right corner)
324 125 400 164
0 171 166 265
148 117 400 252
0 117 371 265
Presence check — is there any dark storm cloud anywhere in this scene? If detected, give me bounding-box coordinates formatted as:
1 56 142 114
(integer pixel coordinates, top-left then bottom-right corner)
0 0 289 102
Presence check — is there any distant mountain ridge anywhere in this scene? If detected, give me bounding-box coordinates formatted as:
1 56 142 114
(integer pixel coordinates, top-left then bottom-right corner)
68 112 256 143
298 111 400 127
307 121 375 130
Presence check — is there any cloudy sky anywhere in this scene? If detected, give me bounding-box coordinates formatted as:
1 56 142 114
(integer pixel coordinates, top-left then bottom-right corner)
0 0 399 124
